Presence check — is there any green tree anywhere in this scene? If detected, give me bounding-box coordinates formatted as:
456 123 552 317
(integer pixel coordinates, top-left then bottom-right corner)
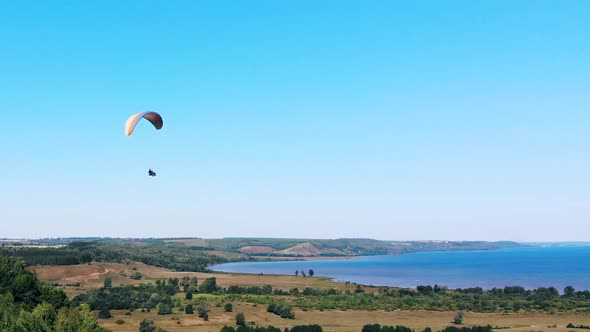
185 292 193 300
15 306 53 332
185 304 194 314
454 310 464 324
308 269 314 277
564 286 576 298
157 303 172 315
199 277 219 293
31 302 58 330
103 277 112 289
140 319 156 332
55 304 105 332
236 312 246 326
98 308 112 319
224 303 233 312
362 324 381 332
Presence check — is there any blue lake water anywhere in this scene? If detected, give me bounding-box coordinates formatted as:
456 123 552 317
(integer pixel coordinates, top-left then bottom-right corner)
210 246 590 291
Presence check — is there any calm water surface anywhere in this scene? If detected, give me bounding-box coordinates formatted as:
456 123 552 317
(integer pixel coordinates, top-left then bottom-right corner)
210 246 590 290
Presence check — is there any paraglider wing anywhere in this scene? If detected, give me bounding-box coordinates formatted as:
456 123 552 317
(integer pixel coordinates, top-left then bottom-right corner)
125 111 163 136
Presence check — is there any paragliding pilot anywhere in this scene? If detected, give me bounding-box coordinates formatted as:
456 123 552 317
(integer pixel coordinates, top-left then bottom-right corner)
148 169 156 177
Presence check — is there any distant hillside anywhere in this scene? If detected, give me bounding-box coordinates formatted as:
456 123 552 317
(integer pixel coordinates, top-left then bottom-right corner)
388 240 527 254
204 238 524 257
2 237 527 272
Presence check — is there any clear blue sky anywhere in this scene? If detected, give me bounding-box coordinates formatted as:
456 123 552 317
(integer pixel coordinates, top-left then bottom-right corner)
1 1 588 241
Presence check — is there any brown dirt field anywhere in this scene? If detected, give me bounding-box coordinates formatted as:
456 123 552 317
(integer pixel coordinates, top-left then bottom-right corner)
239 246 277 254
279 243 321 256
98 304 590 332
29 261 172 297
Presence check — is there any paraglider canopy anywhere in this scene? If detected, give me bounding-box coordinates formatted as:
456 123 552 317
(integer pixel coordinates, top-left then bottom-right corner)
125 111 163 136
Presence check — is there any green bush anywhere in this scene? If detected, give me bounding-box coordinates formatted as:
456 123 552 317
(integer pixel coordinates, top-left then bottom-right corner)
236 312 246 326
98 308 112 319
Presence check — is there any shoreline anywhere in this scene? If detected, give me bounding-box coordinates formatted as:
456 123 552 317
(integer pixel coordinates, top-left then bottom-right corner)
210 246 590 291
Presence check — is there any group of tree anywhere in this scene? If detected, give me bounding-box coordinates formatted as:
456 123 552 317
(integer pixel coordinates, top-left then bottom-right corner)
199 277 221 293
0 254 107 331
220 325 321 332
294 269 314 277
220 326 282 332
236 312 246 326
362 324 413 332
139 319 167 332
227 284 273 295
440 326 493 332
567 323 590 329
73 280 179 311
197 305 209 320
362 325 492 332
218 324 493 332
81 275 590 315
1 240 226 272
266 303 295 319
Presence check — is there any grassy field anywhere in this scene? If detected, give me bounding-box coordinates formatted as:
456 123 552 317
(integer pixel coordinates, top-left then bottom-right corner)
28 261 371 297
98 304 590 332
28 262 590 332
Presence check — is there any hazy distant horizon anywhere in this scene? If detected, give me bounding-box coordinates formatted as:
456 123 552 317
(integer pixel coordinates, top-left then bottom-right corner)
3 236 590 245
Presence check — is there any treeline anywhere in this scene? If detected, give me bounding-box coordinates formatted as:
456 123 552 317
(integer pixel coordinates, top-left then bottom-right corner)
218 324 492 332
223 284 590 313
0 254 107 331
220 325 321 332
227 285 273 295
0 247 92 266
440 327 492 332
1 241 226 272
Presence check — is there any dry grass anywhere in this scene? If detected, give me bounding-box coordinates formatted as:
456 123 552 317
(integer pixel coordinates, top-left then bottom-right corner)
29 263 590 331
98 304 590 332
